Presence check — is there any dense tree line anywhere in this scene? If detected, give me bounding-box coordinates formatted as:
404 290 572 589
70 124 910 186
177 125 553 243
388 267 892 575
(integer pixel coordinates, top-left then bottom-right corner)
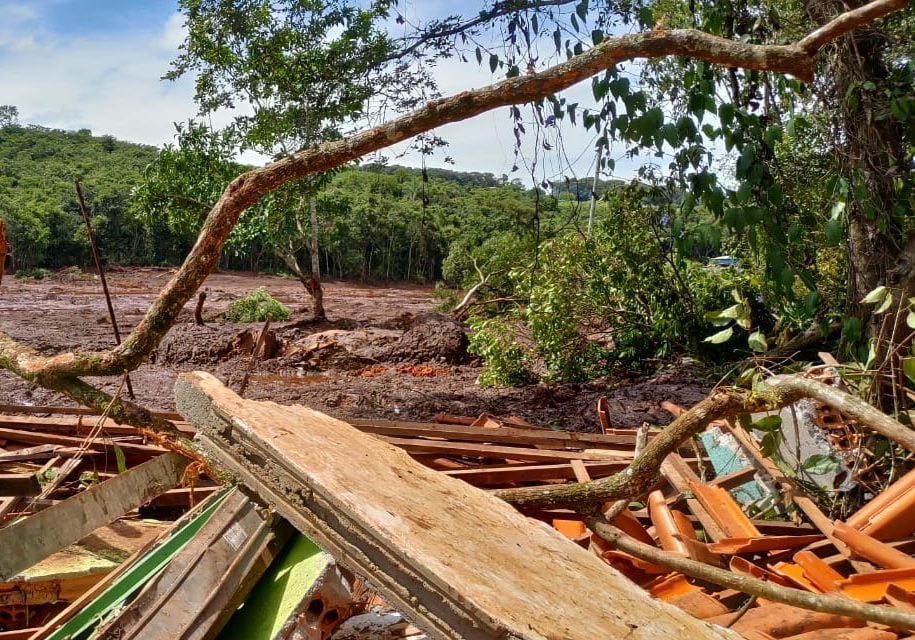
0 124 188 270
0 119 569 282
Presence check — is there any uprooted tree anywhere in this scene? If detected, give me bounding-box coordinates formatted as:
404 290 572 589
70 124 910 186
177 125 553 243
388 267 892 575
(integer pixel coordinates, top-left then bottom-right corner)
0 0 909 444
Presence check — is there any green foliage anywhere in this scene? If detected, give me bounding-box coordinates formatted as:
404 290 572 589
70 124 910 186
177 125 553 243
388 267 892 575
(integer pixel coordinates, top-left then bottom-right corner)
0 125 165 269
224 288 290 323
466 316 535 387
15 267 52 281
168 0 409 155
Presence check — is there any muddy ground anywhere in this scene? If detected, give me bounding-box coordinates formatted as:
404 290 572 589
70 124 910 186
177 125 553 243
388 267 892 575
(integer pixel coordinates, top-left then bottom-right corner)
0 267 713 431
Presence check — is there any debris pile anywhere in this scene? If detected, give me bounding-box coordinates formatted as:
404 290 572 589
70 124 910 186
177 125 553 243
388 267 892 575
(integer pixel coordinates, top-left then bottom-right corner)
3 368 915 639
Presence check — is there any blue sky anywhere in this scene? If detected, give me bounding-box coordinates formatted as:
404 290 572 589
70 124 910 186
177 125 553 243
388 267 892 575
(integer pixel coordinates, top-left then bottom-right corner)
0 1 646 182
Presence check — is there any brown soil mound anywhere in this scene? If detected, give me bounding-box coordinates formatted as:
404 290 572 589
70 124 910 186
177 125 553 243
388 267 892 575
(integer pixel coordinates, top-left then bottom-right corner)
154 324 240 365
386 314 468 364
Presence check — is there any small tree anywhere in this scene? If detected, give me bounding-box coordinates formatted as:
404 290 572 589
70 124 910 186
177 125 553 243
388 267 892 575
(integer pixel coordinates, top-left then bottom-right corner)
0 105 18 128
163 0 432 320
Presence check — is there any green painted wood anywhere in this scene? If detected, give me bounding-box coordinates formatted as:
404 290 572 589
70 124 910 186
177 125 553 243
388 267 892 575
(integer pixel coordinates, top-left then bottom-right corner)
219 534 329 639
43 488 231 640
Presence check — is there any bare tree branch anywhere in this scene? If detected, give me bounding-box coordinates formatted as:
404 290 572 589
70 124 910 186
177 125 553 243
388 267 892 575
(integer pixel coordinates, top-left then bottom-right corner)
798 0 908 54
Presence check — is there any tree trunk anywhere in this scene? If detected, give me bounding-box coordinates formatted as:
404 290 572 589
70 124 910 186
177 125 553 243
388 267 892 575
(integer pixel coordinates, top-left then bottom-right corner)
587 138 604 234
806 0 913 406
308 196 325 321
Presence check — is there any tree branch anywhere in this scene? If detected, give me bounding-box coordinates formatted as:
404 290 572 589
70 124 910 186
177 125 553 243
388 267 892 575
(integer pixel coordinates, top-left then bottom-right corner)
768 374 915 452
0 333 185 440
797 0 908 54
0 0 905 422
390 0 580 61
589 518 915 631
493 370 915 512
492 386 803 511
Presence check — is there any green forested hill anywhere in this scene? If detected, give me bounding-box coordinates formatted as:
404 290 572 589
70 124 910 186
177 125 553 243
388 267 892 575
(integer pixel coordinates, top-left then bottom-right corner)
0 124 571 282
0 125 185 269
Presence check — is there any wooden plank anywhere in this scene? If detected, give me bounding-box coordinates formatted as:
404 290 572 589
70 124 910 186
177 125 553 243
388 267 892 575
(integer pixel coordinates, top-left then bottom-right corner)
0 414 194 437
0 473 40 496
0 444 60 462
0 404 186 423
0 427 164 457
177 371 739 640
351 418 641 448
377 435 629 462
0 453 190 581
94 489 291 640
443 460 629 485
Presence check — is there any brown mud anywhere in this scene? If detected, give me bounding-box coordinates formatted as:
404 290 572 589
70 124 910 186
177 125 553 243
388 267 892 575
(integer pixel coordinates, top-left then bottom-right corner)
0 268 712 431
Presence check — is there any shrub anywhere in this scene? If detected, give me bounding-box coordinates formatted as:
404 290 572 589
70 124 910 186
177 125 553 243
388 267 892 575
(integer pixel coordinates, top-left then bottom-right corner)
15 267 52 281
224 287 290 322
467 316 535 387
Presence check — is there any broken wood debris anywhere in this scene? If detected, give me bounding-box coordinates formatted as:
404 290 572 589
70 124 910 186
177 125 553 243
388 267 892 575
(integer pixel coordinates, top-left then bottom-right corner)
177 371 735 640
5 364 915 639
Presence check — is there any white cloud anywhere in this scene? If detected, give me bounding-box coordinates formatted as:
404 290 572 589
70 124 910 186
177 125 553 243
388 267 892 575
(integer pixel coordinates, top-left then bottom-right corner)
0 4 642 182
0 7 199 149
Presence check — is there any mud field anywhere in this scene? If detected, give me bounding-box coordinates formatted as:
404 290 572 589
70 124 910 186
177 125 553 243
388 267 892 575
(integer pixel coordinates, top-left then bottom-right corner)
0 268 712 430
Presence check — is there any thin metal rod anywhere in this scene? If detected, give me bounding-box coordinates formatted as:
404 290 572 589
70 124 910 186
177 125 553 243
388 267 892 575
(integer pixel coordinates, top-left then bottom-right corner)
74 181 135 399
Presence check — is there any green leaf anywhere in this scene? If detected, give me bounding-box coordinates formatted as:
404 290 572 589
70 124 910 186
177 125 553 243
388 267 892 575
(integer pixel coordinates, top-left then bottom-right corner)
874 292 894 314
489 54 499 73
591 29 603 45
906 311 915 329
861 285 888 305
824 219 842 246
903 358 915 384
802 453 839 475
763 124 782 148
753 415 783 433
760 431 781 457
576 0 589 22
864 339 878 370
748 331 768 353
703 327 734 344
718 304 743 319
475 47 482 65
113 443 127 475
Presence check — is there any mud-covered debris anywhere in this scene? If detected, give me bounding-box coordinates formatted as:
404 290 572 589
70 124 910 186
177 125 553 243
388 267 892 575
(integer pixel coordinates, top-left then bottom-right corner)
330 611 428 640
397 364 449 377
154 324 237 365
386 313 468 364
284 328 401 369
232 327 281 359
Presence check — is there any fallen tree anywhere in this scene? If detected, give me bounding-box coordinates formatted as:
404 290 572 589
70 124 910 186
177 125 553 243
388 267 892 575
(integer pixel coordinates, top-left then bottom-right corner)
0 0 907 436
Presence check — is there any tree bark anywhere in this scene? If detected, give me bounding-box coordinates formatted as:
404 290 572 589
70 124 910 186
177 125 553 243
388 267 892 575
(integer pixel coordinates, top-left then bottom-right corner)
804 0 913 387
0 0 905 430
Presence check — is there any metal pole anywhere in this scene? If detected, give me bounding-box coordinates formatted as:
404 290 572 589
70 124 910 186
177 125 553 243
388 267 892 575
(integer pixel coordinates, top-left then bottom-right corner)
74 181 135 399
587 137 604 235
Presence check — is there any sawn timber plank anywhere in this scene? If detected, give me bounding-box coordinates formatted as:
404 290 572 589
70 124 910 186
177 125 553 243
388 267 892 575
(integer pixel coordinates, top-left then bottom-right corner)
177 371 738 640
0 453 189 581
